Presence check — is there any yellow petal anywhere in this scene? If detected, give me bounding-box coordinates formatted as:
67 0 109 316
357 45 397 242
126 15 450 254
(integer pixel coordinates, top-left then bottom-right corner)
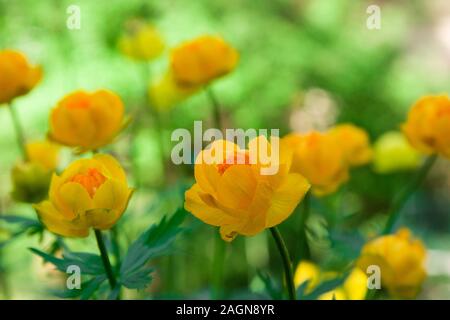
217 165 257 209
94 154 127 183
184 184 240 226
33 201 89 237
59 182 94 215
266 173 310 228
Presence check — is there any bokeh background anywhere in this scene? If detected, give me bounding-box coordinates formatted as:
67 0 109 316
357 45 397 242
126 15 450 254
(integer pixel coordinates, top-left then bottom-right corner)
1 0 450 299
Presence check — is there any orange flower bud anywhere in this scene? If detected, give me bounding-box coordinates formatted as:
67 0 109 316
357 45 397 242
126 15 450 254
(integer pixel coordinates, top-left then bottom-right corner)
48 90 125 152
0 50 42 105
402 95 450 159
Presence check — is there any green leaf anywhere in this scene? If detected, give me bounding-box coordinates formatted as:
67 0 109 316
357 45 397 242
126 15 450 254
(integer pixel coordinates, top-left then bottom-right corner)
119 207 186 289
0 215 44 237
256 270 283 300
30 248 105 276
52 275 107 300
300 272 350 300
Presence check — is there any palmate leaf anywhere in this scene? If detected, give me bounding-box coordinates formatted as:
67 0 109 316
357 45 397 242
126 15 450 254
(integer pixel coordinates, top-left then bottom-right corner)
119 207 186 289
0 215 44 235
30 248 105 276
52 275 107 300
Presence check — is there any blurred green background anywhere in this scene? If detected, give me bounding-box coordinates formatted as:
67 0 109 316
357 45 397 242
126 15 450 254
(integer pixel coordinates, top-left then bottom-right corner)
0 0 450 299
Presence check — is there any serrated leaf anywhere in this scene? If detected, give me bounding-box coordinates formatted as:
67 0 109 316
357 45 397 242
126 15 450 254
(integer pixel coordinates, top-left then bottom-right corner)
30 248 105 276
51 275 107 300
119 207 186 289
0 215 44 238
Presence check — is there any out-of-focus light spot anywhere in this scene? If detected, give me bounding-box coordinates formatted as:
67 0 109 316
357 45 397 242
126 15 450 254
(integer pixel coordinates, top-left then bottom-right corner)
289 88 338 133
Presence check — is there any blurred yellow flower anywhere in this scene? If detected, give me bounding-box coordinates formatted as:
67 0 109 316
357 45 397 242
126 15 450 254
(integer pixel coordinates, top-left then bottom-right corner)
26 140 60 171
0 50 42 105
118 20 165 61
402 95 450 159
34 154 133 237
184 136 310 242
11 162 52 203
328 124 373 167
294 261 368 300
149 71 199 111
357 228 426 299
373 131 421 174
282 131 349 196
171 35 238 88
294 261 321 292
48 90 125 152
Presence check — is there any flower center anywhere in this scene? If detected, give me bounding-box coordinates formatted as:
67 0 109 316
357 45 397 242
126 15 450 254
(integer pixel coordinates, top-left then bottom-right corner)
70 168 106 197
217 152 250 175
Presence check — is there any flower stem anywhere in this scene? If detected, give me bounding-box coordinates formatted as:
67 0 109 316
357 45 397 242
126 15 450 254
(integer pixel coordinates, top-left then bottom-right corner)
211 233 226 299
270 227 296 300
8 103 28 161
297 192 311 262
382 155 437 235
205 87 222 131
94 229 117 290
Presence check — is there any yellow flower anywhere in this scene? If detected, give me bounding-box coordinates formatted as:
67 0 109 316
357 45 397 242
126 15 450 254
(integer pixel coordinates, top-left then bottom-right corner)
26 140 60 171
294 261 321 293
402 95 450 159
48 90 125 152
33 154 133 237
357 228 426 298
373 131 421 174
117 20 165 61
11 162 52 203
170 35 238 88
0 50 42 105
148 71 199 111
328 124 373 167
184 136 310 242
294 261 368 300
282 131 349 196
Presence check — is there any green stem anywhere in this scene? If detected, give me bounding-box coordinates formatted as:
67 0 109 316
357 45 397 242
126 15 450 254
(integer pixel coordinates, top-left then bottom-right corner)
297 192 311 262
8 103 28 161
94 229 117 290
270 227 296 300
382 155 437 235
211 233 226 299
110 226 121 271
206 87 227 299
205 87 222 131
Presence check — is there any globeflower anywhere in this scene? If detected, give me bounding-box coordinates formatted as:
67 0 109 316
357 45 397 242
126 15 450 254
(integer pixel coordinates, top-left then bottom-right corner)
402 95 450 159
170 35 238 88
372 131 421 174
34 154 133 237
357 228 426 298
282 131 349 196
184 136 310 242
328 124 373 167
0 50 42 105
48 90 126 152
117 20 165 61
